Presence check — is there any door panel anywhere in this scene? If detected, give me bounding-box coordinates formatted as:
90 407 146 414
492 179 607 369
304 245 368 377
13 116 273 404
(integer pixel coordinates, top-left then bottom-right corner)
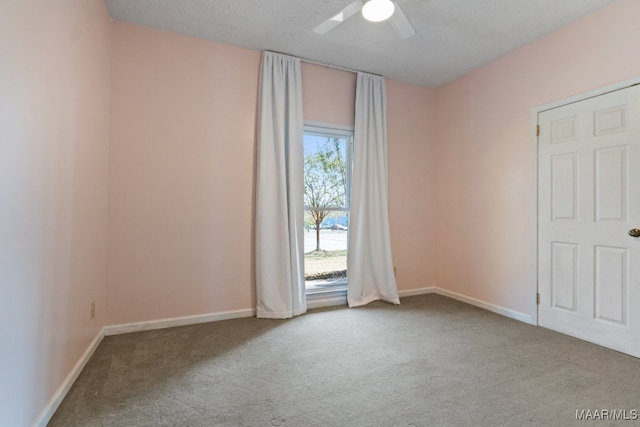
538 84 640 357
594 245 627 325
551 153 578 221
551 242 578 312
594 146 626 221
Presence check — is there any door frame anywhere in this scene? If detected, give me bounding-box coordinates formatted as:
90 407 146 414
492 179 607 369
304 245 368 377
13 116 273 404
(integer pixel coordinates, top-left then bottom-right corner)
530 77 640 326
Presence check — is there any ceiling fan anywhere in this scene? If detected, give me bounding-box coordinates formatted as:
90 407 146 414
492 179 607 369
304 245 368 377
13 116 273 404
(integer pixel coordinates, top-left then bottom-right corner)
313 0 416 39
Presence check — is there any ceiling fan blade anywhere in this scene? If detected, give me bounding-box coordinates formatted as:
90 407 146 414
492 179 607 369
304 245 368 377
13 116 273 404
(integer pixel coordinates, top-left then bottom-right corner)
313 0 363 35
389 2 416 39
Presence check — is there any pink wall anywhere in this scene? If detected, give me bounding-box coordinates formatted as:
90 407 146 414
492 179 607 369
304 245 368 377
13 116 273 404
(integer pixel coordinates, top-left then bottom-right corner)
0 0 111 425
107 23 436 325
107 23 261 325
388 81 436 291
434 0 640 316
301 62 356 126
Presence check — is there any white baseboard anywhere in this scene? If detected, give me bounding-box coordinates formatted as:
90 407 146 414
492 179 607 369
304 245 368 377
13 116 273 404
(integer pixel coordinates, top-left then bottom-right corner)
102 290 532 336
398 286 436 298
397 285 534 325
32 329 105 427
104 308 256 336
435 287 535 325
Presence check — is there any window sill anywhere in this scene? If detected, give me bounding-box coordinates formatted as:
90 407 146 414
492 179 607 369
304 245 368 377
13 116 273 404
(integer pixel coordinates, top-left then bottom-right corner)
306 286 347 310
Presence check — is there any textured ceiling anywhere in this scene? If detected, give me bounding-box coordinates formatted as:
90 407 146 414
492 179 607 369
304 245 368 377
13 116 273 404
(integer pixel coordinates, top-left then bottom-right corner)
104 0 616 88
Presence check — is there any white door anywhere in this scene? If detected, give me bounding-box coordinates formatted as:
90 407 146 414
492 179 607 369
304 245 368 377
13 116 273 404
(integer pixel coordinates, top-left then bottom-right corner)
538 84 640 357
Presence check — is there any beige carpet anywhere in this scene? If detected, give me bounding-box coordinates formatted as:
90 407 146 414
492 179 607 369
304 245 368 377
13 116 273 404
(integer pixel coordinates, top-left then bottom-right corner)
49 294 640 426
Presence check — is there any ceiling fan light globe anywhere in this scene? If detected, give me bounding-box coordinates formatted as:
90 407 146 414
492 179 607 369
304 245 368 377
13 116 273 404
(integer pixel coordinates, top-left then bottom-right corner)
362 0 395 22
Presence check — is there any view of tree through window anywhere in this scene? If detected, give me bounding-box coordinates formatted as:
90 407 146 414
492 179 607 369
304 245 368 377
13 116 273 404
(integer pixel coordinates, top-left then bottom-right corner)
303 127 351 294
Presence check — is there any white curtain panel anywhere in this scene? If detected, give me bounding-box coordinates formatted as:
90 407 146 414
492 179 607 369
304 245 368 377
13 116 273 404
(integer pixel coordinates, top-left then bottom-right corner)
347 73 400 307
255 52 306 319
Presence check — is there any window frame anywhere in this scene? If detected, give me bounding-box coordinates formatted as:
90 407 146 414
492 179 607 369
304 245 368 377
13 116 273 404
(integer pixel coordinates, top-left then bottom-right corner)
303 121 354 213
303 121 353 303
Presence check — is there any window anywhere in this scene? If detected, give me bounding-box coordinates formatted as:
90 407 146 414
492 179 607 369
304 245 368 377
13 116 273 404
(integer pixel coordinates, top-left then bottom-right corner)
303 122 353 296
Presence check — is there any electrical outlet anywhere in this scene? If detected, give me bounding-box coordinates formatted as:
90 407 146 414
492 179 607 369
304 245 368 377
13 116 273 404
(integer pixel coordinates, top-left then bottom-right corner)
90 301 95 320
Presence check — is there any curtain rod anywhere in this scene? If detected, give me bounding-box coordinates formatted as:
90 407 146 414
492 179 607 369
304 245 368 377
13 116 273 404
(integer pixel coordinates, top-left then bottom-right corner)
265 50 383 77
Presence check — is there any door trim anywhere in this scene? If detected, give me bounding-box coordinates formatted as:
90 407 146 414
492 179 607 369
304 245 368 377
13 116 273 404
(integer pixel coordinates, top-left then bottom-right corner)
530 77 640 326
